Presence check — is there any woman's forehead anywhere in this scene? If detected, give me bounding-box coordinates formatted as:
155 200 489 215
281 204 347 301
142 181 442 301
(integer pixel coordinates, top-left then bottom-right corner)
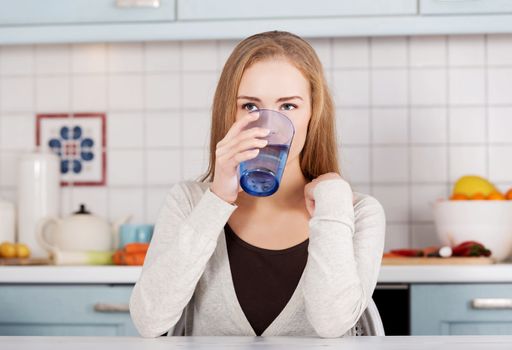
238 59 310 99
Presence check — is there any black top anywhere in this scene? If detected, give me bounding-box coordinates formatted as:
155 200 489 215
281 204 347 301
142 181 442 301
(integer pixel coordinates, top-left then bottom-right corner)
224 223 309 336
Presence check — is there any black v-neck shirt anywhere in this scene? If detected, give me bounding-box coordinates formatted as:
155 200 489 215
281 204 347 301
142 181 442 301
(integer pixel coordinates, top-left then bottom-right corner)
224 222 309 336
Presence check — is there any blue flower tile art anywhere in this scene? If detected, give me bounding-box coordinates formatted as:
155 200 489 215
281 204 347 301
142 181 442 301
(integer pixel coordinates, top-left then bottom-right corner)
36 113 106 186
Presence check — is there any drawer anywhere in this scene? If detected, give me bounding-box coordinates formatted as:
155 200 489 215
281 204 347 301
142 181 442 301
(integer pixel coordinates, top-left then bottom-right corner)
420 0 512 15
411 284 512 335
0 0 176 26
0 285 137 336
178 0 417 21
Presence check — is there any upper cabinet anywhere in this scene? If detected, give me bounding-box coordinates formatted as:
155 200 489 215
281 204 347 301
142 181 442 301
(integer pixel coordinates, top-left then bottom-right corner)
420 0 512 15
177 0 417 21
2 0 512 44
0 0 176 26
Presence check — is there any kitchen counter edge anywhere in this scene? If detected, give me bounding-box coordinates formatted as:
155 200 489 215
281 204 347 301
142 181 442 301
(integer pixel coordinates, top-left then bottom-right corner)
2 265 512 284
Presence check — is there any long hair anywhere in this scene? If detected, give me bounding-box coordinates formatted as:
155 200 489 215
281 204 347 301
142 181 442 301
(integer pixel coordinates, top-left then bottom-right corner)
198 31 340 182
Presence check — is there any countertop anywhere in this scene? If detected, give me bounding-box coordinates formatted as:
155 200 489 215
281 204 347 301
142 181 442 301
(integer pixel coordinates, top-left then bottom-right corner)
2 264 512 284
1 336 512 350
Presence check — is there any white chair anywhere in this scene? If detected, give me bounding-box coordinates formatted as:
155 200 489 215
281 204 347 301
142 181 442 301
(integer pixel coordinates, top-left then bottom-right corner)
353 298 385 336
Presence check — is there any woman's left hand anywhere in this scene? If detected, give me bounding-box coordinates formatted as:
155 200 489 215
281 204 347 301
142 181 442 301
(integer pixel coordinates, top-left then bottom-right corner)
304 172 345 217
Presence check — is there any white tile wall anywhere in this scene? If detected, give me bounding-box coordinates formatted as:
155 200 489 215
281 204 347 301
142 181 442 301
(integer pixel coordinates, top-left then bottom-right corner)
409 36 446 67
1 35 512 250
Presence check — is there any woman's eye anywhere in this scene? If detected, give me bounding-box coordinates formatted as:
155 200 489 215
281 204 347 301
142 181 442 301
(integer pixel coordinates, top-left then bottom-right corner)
242 103 258 112
280 103 297 111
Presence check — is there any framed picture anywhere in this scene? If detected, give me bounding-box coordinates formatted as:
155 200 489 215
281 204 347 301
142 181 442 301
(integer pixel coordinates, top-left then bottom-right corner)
36 113 106 186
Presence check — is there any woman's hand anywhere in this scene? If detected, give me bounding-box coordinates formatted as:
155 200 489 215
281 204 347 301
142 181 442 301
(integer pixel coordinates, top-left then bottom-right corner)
210 113 270 204
304 172 346 217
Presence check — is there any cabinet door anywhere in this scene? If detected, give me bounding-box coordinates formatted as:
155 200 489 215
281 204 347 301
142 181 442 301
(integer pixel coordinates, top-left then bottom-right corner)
0 285 137 336
411 284 512 335
420 0 512 15
178 0 417 21
0 0 175 26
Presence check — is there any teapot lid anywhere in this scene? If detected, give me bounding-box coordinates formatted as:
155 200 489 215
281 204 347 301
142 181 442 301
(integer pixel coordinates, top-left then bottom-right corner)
74 204 91 215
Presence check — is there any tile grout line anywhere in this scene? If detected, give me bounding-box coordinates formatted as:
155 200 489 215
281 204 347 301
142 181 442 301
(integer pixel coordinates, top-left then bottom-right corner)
7 102 512 114
367 37 374 198
65 43 74 215
0 45 3 189
179 40 185 184
104 42 111 220
2 62 512 78
483 35 491 180
142 41 148 223
445 36 451 200
405 36 413 247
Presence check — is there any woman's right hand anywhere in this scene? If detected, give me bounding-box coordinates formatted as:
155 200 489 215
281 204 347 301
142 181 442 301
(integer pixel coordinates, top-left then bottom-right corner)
210 112 270 204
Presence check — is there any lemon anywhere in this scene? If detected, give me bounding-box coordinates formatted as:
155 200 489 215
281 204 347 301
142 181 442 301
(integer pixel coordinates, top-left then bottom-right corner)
15 243 31 259
0 241 16 258
453 175 497 197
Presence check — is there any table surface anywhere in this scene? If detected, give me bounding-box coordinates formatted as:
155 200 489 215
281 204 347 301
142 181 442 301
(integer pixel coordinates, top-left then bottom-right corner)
3 264 512 284
2 336 512 350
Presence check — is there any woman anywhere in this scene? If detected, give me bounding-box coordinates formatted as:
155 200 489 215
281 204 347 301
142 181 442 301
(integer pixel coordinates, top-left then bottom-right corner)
130 31 386 338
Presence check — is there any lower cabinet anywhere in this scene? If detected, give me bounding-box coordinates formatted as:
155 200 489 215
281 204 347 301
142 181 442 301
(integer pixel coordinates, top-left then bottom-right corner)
411 284 512 335
0 285 137 336
3 283 512 336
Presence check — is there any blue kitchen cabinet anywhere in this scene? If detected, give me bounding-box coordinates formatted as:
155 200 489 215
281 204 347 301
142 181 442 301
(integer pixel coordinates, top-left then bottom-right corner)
0 0 176 26
1 0 512 45
177 0 417 21
421 0 512 15
411 284 512 335
0 285 138 336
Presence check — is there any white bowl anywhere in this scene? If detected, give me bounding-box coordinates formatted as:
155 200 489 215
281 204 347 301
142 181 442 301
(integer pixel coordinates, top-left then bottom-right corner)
433 200 512 262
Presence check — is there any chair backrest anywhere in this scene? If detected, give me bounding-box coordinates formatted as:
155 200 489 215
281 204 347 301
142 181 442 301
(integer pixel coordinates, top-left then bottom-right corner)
353 298 385 336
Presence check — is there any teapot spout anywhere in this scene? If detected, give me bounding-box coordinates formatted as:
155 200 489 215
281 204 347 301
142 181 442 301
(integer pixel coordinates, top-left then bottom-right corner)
112 215 132 250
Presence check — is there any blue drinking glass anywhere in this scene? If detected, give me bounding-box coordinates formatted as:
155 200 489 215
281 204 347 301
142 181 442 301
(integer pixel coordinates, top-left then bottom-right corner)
239 109 295 197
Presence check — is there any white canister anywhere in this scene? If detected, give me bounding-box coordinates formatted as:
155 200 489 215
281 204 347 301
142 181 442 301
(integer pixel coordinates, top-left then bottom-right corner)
0 199 16 243
17 152 60 258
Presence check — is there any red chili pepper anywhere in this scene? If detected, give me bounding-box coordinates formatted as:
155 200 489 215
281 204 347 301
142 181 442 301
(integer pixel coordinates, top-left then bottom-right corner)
390 249 424 257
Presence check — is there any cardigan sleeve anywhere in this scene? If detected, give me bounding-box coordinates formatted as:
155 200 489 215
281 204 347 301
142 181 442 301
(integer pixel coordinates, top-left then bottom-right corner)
302 178 386 338
129 182 238 338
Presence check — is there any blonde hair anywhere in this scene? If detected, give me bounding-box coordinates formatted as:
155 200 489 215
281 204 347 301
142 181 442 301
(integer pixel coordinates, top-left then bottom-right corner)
198 31 340 182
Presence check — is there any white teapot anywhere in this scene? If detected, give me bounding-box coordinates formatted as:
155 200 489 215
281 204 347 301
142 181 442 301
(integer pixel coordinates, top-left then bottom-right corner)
37 204 130 254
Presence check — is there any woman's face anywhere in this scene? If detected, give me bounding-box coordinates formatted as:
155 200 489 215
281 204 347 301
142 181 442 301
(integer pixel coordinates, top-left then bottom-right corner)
236 58 312 165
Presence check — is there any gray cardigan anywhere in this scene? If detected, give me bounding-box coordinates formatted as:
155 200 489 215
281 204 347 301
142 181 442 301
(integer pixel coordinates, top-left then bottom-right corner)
129 178 386 338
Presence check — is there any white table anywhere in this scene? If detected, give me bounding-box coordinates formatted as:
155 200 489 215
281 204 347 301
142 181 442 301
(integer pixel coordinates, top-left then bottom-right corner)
3 264 512 284
2 336 512 350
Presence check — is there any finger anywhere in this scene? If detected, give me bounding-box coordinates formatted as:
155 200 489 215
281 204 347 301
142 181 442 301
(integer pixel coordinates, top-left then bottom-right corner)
305 198 315 217
221 112 261 145
235 126 271 142
225 126 270 150
216 128 270 157
229 149 260 168
221 137 267 160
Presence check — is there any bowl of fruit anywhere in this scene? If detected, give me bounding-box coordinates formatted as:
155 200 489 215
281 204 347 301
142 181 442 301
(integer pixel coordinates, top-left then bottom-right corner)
433 175 512 262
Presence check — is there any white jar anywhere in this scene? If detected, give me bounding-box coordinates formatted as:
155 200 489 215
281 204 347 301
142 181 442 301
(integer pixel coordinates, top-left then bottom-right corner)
0 199 15 243
17 151 60 258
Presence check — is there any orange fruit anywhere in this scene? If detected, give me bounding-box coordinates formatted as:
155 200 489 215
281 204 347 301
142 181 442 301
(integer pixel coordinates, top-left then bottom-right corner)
506 189 512 200
487 191 505 200
450 193 468 200
470 193 487 200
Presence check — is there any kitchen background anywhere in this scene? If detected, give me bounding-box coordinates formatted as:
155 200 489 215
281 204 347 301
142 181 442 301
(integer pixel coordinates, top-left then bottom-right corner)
1 34 512 252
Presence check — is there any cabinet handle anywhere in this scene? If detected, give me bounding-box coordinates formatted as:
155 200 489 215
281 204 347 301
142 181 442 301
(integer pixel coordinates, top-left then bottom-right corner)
471 298 512 309
116 0 160 8
94 303 130 313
